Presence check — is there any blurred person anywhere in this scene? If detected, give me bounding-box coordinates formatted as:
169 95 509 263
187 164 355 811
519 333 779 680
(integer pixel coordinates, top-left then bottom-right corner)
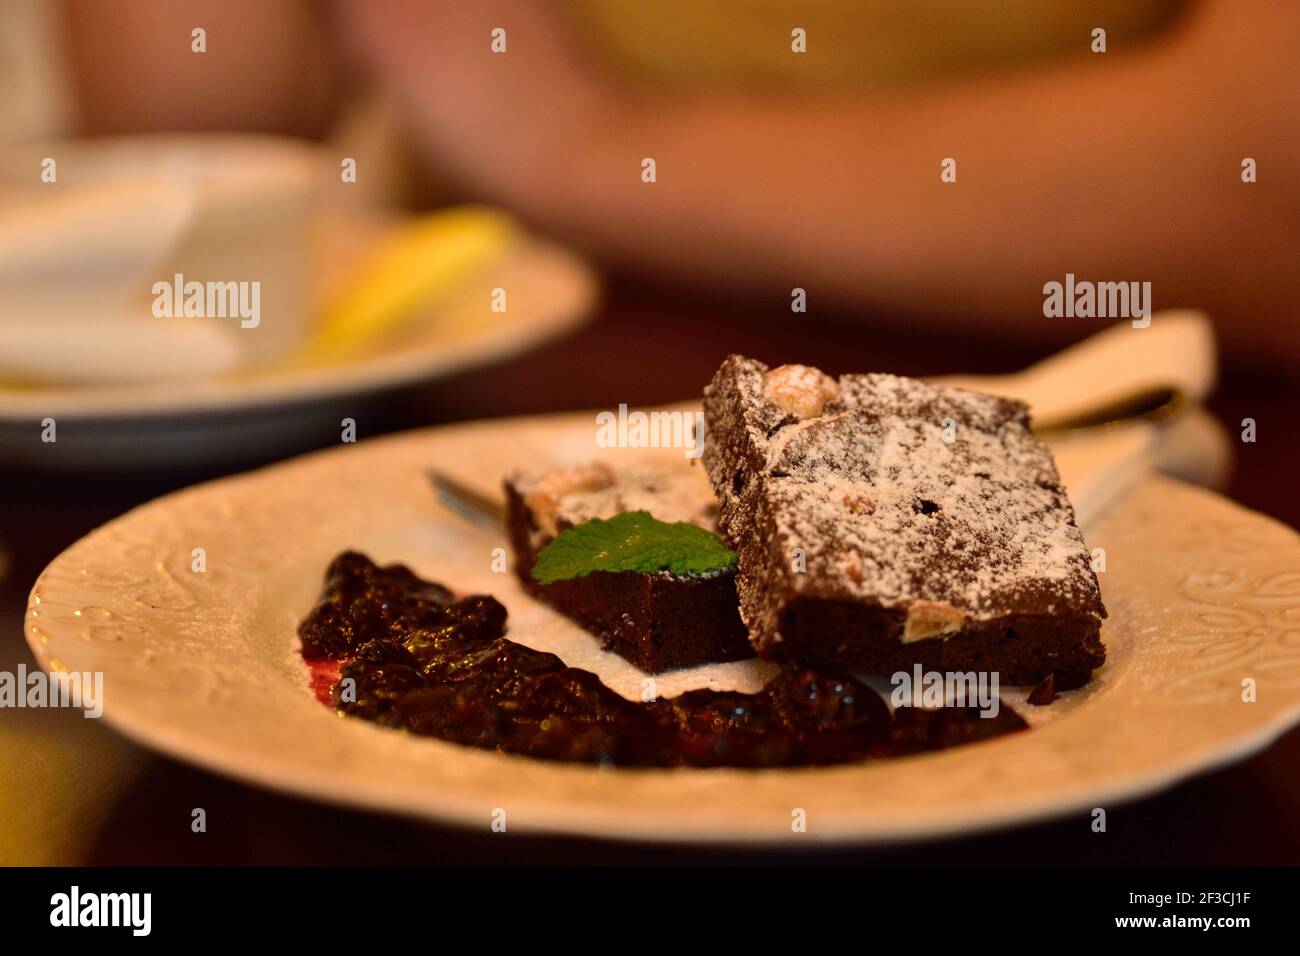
32 0 1300 367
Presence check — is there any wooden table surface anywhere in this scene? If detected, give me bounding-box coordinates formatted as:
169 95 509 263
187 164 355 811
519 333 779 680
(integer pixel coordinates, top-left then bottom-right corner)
2 281 1296 865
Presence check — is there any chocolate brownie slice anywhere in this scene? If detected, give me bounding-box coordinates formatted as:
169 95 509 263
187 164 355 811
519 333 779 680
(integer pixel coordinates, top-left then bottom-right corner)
505 462 752 672
702 356 1106 689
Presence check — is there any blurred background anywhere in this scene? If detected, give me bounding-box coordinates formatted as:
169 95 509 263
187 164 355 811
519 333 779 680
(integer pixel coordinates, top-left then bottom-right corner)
3 0 1297 437
0 0 1296 864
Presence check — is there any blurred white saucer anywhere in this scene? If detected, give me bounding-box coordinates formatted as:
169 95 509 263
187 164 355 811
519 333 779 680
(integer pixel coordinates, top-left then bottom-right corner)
0 220 597 469
0 137 598 469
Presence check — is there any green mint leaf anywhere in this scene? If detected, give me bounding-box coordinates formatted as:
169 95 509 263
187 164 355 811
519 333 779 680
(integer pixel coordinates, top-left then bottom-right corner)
531 511 736 584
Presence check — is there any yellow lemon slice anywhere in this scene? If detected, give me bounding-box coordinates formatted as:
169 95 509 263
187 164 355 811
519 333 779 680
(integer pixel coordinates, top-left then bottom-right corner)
308 206 516 362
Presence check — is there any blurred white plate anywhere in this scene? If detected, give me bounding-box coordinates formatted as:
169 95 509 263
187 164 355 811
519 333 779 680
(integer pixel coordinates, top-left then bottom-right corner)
24 411 1300 845
0 212 597 469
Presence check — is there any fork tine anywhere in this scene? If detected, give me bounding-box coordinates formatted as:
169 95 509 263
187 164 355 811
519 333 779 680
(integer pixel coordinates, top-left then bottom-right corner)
426 470 507 528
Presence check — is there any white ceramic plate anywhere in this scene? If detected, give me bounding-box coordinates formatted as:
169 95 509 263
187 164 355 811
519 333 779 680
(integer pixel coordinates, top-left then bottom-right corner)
24 411 1300 845
0 222 597 468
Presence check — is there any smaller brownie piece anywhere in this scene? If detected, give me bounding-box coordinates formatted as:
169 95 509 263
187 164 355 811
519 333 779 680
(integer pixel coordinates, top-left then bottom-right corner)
505 461 752 673
702 355 1107 689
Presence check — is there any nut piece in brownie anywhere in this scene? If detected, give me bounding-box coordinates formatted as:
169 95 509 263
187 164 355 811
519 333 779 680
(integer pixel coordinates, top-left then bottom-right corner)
702 356 1106 689
505 461 752 672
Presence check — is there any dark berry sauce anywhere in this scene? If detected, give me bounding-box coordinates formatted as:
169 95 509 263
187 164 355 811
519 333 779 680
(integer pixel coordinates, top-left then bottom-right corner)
299 551 1026 768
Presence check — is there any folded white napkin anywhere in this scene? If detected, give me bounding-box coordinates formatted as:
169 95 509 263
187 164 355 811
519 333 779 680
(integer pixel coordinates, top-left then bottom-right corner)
0 135 319 386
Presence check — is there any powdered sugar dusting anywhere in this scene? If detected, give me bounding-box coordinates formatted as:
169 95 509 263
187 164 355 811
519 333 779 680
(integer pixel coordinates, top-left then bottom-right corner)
704 356 1104 626
511 461 716 548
